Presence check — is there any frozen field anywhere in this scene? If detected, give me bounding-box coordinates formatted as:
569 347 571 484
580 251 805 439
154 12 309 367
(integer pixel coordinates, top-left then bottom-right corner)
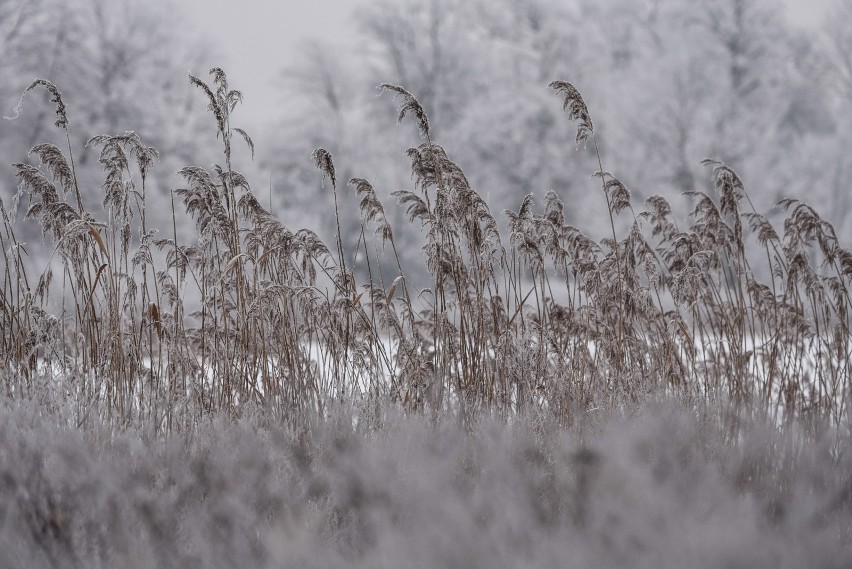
1 396 850 569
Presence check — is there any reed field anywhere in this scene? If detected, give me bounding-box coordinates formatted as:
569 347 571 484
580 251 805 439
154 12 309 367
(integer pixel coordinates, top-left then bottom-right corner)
3 69 850 428
1 69 851 567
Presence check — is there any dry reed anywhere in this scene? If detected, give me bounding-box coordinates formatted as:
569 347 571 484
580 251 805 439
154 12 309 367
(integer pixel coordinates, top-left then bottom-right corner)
2 69 849 434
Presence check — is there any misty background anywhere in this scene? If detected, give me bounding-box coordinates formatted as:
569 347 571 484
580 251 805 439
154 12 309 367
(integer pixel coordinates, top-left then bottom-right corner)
1 0 850 279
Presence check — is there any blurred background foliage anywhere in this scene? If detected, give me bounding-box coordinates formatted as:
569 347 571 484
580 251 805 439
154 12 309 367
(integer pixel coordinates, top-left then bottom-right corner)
266 0 852 271
2 0 852 275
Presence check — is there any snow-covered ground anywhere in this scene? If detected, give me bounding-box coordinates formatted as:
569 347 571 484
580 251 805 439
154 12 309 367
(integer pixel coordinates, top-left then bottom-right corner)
1 395 850 569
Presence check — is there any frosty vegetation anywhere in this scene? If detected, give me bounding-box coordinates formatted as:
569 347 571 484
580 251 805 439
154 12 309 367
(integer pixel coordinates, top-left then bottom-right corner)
3 69 850 427
1 396 851 569
1 0 852 566
1 64 850 567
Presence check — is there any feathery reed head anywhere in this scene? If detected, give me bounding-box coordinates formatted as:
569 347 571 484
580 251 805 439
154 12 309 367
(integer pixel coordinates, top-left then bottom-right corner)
312 148 336 188
187 69 250 167
350 178 393 242
28 143 73 196
378 83 430 139
4 79 69 128
549 81 593 145
594 172 632 215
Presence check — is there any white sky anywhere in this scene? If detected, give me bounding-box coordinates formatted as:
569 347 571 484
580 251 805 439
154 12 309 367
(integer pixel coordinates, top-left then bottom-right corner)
175 0 833 132
178 0 357 132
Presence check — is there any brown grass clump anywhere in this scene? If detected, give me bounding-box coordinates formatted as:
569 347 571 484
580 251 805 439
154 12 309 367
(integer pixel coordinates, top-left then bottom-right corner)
2 69 849 433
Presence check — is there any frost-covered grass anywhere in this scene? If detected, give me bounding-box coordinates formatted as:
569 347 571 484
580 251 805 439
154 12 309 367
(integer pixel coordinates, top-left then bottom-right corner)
0 395 850 569
2 67 852 565
3 70 851 428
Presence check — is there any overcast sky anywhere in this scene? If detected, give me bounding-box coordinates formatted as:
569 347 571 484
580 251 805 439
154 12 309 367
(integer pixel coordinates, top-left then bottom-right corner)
176 0 833 132
179 0 356 131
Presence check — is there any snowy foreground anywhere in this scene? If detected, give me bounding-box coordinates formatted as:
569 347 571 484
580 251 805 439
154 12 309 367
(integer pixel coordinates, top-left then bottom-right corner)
1 398 850 569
